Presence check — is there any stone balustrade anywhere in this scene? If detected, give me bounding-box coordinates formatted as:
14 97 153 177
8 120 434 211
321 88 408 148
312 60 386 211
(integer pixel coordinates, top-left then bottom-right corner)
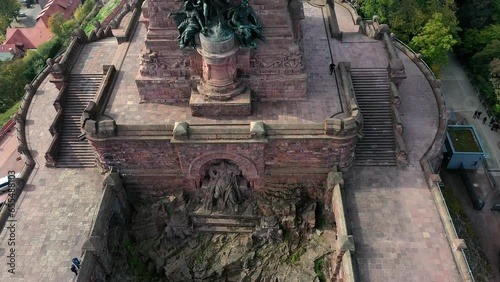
383 32 407 86
114 0 144 44
389 81 400 107
49 110 63 137
53 84 67 111
48 30 87 89
328 168 357 282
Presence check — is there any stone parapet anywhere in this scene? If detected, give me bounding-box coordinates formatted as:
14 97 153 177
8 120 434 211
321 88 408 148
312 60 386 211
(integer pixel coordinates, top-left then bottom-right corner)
328 169 359 282
86 121 357 194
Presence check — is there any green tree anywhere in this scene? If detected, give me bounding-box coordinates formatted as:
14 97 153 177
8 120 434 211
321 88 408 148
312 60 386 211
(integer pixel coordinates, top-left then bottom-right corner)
490 58 500 101
410 13 458 66
0 0 21 28
48 13 75 38
458 0 496 29
0 60 28 112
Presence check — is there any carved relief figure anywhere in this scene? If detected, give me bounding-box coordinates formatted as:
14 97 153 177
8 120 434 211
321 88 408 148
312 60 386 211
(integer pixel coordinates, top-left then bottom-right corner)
168 1 209 49
169 0 264 49
205 161 243 212
228 0 264 48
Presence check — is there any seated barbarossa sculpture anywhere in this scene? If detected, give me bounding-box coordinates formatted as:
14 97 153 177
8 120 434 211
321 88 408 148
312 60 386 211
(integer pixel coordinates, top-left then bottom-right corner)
169 0 264 49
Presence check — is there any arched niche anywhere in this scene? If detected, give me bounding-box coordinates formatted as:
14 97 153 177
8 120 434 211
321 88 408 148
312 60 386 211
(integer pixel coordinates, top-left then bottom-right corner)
187 151 259 189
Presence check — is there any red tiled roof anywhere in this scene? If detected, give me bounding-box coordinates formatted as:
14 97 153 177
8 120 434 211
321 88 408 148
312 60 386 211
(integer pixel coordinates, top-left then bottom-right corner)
4 21 53 49
37 0 80 26
3 0 80 49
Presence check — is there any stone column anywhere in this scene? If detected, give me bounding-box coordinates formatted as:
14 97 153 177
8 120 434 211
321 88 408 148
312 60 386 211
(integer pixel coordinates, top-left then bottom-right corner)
197 33 245 101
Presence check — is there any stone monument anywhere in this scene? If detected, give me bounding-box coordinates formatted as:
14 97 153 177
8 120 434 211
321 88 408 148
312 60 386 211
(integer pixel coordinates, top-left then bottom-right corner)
136 0 308 110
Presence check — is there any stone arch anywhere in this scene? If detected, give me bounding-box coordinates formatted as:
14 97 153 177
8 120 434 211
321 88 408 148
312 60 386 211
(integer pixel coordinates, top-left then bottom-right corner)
188 151 259 188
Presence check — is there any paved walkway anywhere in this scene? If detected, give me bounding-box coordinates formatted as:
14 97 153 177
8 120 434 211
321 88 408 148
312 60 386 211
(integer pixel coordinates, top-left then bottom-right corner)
106 3 344 125
441 54 500 281
0 38 124 280
335 3 461 281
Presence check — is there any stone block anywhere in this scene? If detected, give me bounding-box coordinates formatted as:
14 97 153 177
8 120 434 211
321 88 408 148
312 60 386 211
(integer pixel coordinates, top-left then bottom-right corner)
173 122 189 140
325 118 342 135
250 121 266 139
190 89 251 116
84 119 97 135
98 119 117 138
452 239 467 251
337 235 355 252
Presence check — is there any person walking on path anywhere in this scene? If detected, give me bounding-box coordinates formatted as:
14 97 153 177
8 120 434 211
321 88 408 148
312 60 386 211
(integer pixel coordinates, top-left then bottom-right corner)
483 117 488 124
477 111 483 119
489 117 495 126
72 258 81 269
70 264 78 276
473 110 479 118
329 63 335 75
491 122 499 131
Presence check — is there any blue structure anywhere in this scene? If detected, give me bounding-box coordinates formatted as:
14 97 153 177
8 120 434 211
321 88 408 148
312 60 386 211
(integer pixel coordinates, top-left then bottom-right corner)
444 125 485 169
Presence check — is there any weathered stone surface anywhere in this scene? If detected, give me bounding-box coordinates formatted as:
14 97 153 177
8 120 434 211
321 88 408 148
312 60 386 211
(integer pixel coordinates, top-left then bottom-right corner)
190 89 251 116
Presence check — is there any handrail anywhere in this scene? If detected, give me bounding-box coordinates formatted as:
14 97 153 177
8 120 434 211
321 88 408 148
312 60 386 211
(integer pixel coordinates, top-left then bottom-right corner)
481 159 497 189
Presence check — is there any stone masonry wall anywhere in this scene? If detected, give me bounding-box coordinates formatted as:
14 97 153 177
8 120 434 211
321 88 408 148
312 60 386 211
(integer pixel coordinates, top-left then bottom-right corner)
89 139 182 171
88 134 356 200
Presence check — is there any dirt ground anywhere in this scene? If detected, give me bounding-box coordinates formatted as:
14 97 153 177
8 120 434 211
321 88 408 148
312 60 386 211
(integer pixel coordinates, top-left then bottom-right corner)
440 168 500 281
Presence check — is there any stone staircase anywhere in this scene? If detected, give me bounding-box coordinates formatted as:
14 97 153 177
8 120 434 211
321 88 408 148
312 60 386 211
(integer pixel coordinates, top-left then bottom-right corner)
189 213 260 234
351 68 396 166
56 74 102 168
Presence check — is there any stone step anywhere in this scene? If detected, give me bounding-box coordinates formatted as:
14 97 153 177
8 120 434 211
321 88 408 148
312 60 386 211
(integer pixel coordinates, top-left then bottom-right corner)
194 226 255 234
192 220 257 228
189 213 260 221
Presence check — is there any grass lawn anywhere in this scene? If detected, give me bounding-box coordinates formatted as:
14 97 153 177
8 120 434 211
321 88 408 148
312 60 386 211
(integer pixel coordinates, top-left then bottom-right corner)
84 0 123 34
0 101 21 128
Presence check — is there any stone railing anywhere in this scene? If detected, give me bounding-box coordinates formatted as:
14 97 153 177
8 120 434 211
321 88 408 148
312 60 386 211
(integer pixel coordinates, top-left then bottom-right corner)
327 168 357 282
109 0 143 44
332 61 363 136
389 81 400 107
53 84 67 111
49 110 63 137
76 172 130 282
325 0 342 39
87 21 114 43
333 0 361 26
47 30 88 90
103 0 128 25
0 64 52 232
80 65 118 139
393 36 475 282
382 32 407 86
